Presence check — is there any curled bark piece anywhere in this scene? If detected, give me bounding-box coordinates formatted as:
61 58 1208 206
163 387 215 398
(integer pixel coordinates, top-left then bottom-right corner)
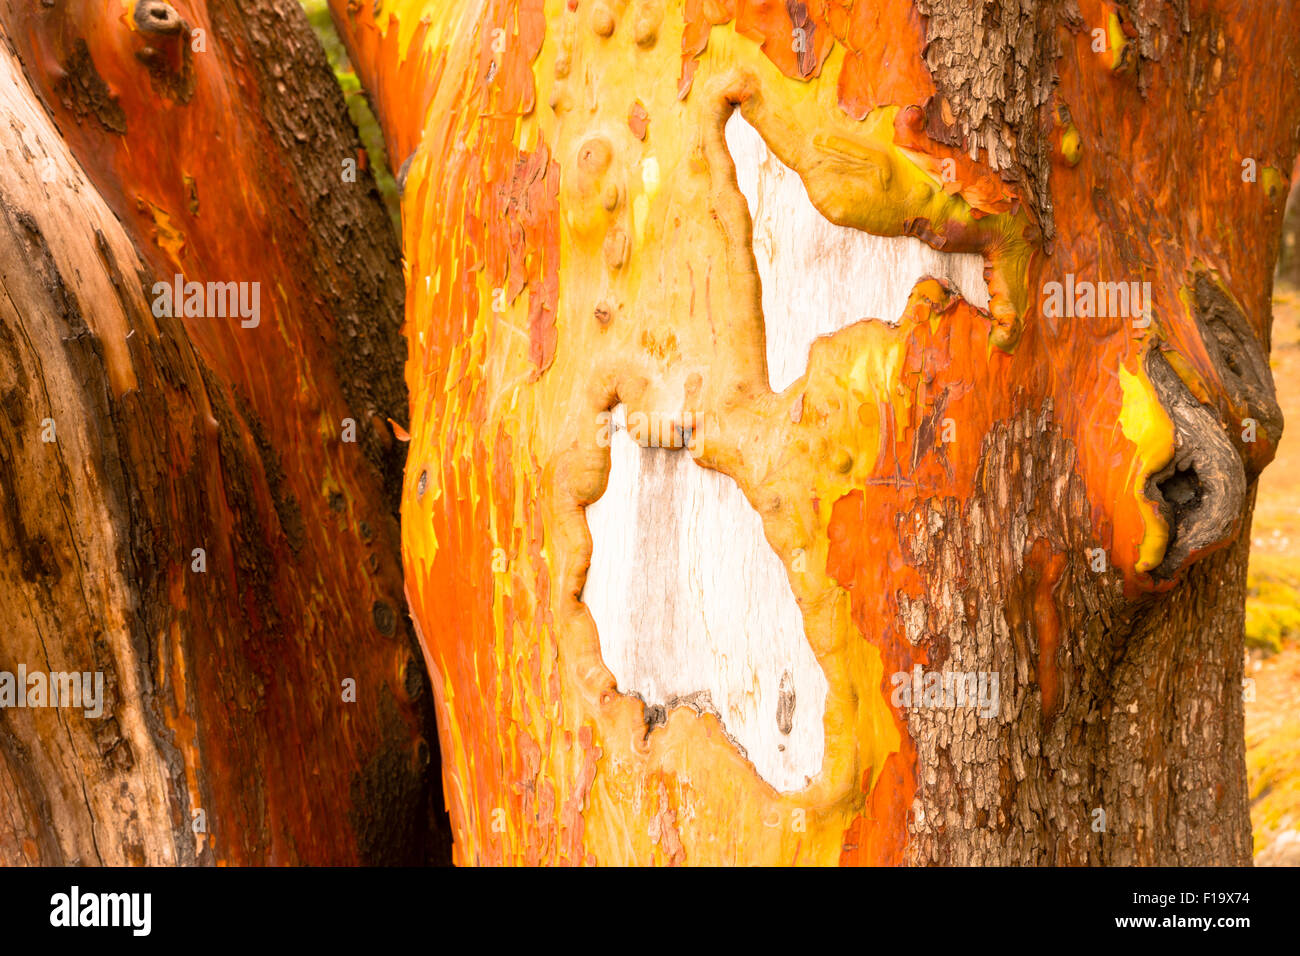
1191 274 1284 471
1145 348 1247 578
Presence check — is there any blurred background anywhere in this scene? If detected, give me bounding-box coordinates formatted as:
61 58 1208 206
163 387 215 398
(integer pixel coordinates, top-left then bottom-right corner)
1246 166 1300 867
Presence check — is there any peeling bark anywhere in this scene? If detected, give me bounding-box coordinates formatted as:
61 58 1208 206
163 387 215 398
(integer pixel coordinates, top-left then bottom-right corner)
913 0 1073 241
326 0 1299 866
0 0 450 865
4 0 1290 868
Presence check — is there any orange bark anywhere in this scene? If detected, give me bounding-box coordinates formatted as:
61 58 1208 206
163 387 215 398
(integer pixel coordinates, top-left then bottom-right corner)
327 0 1299 866
0 0 447 864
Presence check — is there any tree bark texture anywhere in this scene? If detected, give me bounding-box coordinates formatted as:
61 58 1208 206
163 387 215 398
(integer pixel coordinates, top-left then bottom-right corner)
0 0 450 865
330 0 1300 865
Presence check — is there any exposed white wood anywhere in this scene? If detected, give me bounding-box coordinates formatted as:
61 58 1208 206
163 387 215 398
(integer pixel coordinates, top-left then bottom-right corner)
584 406 825 792
726 113 990 393
583 114 993 794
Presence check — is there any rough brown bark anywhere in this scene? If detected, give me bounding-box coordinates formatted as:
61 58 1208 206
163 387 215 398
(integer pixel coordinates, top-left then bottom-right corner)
887 405 1254 864
0 0 450 865
860 0 1285 866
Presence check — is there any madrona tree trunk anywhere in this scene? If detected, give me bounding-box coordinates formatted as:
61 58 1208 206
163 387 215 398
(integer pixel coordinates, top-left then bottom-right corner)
0 0 449 864
330 0 1299 865
3 0 1295 868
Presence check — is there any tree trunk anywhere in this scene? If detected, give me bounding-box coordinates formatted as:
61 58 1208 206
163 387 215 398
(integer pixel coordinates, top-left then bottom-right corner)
0 0 449 865
332 0 1299 865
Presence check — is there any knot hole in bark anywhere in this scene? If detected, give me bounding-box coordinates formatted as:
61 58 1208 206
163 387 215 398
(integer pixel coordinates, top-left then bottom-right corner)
133 1 185 36
1145 349 1246 578
131 2 196 104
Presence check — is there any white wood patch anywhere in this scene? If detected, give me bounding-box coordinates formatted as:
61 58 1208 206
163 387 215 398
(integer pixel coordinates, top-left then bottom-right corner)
583 114 993 794
584 406 825 792
726 113 990 393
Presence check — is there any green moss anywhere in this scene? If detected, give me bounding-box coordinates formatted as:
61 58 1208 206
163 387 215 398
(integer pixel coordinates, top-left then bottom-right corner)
299 0 401 232
1246 556 1300 654
1247 691 1300 855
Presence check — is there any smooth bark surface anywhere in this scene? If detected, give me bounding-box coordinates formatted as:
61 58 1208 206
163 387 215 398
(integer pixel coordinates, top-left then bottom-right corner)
333 0 1299 865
